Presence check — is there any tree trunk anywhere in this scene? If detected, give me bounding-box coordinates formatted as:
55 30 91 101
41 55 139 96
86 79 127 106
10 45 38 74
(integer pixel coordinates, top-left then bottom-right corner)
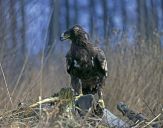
65 0 70 29
74 0 78 24
89 0 95 37
0 1 6 61
45 0 59 58
121 0 127 32
19 0 26 56
9 0 17 49
101 0 108 39
137 0 146 39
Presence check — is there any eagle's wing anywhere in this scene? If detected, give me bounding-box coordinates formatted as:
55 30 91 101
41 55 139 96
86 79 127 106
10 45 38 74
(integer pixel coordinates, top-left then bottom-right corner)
65 51 73 74
94 48 108 77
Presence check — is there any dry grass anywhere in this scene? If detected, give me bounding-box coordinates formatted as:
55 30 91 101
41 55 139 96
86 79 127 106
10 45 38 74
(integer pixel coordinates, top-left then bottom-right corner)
104 38 163 118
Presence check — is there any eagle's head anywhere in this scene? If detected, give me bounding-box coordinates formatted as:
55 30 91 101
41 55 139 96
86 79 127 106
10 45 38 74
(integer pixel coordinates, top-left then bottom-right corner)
60 25 89 42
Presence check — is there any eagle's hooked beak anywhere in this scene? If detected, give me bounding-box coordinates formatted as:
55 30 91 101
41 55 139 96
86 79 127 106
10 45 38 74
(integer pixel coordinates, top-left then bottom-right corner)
60 31 70 41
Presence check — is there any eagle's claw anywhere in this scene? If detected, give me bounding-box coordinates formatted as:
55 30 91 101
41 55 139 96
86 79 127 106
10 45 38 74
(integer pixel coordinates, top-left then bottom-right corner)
98 99 105 108
75 94 83 101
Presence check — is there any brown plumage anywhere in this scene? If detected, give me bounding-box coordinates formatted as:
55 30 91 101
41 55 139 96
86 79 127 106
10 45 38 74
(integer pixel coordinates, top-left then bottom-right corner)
60 25 108 107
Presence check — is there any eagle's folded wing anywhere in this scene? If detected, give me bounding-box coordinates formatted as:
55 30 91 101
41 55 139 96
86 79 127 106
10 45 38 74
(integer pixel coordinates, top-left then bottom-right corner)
66 52 72 74
95 48 108 77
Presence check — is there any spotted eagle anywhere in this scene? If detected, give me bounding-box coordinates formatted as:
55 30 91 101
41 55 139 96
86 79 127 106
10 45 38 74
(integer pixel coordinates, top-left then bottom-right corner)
60 25 108 108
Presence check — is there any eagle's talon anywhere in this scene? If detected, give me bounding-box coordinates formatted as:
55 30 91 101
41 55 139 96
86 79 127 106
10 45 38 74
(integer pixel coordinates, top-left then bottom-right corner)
98 99 105 108
75 94 83 101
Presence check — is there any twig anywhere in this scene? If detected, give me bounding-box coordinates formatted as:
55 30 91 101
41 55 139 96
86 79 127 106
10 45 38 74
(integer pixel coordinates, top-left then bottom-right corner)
142 113 161 128
39 23 46 116
29 97 60 108
132 120 145 128
0 62 13 106
11 55 28 96
142 98 156 117
39 96 42 116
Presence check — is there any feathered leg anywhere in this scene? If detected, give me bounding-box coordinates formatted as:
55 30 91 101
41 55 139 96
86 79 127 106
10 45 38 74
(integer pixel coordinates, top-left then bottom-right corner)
97 77 106 108
97 86 105 108
71 76 83 100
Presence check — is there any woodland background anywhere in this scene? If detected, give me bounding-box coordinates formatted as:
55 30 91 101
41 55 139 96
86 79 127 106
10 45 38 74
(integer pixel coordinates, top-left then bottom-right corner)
0 0 162 118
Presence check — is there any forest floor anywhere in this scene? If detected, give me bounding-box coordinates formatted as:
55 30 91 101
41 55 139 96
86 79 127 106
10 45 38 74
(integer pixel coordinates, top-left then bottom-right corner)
0 87 162 128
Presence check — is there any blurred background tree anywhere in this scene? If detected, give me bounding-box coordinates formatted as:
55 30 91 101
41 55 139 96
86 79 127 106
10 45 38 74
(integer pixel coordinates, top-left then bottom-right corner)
0 0 162 58
0 0 162 117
